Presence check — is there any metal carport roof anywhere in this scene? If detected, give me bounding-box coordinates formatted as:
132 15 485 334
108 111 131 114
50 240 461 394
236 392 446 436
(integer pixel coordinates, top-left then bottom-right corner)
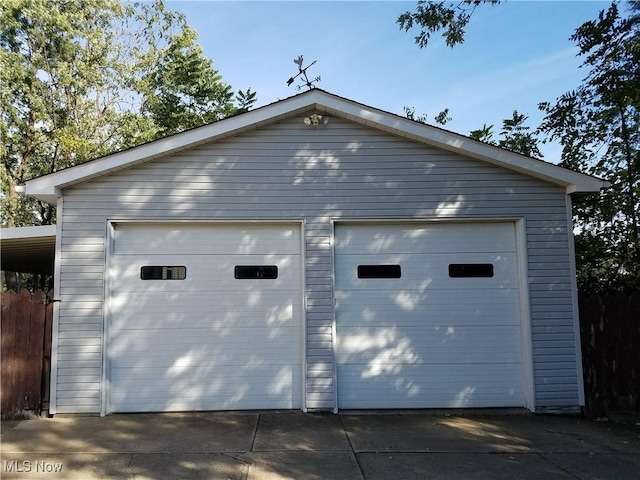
0 225 56 275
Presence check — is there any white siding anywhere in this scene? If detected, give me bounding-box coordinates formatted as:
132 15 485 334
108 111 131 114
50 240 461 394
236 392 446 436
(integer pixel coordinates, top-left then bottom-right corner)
55 115 580 413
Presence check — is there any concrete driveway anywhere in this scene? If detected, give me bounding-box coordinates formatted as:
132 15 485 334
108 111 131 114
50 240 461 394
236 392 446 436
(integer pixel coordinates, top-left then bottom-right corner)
1 411 639 479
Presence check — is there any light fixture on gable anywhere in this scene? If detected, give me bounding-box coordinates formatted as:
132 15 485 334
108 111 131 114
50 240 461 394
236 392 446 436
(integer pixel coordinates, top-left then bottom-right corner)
304 114 329 126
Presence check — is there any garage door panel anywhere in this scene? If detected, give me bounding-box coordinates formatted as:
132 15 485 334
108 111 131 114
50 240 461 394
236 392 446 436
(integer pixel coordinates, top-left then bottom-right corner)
336 325 523 363
112 290 298 310
110 294 299 330
112 365 302 386
111 365 302 412
336 312 521 329
113 395 300 413
111 254 299 293
337 364 524 409
112 351 301 369
335 253 519 291
114 224 300 255
111 327 300 360
111 310 297 330
335 224 517 255
112 278 298 294
335 289 520 327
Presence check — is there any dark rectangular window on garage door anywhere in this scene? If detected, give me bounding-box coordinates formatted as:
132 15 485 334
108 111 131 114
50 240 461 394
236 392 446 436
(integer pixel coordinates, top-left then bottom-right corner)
357 265 402 279
448 264 494 278
235 265 278 279
140 266 187 280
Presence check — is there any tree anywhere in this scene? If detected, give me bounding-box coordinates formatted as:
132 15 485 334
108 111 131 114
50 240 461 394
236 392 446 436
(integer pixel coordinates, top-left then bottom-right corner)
0 0 256 228
131 2 256 138
469 123 494 143
1 0 122 226
469 111 542 158
405 105 542 157
404 106 451 125
397 0 499 48
539 2 640 293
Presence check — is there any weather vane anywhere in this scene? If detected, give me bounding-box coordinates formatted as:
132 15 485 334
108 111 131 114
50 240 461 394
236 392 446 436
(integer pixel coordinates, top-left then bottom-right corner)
286 55 321 91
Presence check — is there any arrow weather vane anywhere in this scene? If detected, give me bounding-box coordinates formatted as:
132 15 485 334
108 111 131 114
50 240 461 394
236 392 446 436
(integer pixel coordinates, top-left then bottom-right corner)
287 55 321 91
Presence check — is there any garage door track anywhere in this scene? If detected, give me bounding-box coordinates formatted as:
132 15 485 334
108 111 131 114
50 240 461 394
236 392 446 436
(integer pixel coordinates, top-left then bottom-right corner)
2 411 639 479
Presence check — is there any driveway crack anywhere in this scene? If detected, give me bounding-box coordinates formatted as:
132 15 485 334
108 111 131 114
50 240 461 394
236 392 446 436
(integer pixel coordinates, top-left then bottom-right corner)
250 413 261 452
127 453 136 479
222 453 251 480
535 451 583 480
222 452 252 465
340 415 365 480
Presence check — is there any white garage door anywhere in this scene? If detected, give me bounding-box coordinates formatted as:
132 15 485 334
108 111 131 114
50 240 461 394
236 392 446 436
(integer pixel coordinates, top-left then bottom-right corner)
335 222 526 409
108 223 302 412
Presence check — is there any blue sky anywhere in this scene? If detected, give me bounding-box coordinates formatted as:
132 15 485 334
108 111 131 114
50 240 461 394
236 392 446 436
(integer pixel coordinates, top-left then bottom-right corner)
170 1 613 161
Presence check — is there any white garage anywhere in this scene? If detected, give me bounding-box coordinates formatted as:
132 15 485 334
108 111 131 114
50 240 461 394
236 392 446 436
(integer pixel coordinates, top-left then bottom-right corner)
335 222 530 409
106 223 303 412
23 90 605 414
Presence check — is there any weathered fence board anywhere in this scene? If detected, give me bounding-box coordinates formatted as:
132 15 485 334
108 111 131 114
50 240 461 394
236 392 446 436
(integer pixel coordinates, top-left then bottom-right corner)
1 290 53 419
579 292 640 417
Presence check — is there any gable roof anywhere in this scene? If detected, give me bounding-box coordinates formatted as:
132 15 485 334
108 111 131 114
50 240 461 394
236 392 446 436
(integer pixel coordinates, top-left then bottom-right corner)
24 89 607 204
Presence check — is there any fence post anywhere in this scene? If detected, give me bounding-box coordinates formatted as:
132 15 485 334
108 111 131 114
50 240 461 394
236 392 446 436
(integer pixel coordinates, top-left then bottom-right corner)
42 290 54 414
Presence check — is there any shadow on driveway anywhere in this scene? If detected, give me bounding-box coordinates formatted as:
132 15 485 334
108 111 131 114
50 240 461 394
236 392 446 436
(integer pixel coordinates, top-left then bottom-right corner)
1 411 639 479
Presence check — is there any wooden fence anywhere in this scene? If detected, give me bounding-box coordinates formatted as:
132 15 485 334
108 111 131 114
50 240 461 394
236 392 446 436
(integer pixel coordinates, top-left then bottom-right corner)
1 289 53 419
579 292 640 417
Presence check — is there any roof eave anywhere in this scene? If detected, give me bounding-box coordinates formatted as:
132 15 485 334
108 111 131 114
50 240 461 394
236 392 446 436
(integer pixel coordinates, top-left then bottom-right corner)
23 187 60 205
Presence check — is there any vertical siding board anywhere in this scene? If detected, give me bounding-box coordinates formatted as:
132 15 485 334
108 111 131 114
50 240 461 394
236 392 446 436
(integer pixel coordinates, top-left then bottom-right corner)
57 116 579 412
304 218 335 408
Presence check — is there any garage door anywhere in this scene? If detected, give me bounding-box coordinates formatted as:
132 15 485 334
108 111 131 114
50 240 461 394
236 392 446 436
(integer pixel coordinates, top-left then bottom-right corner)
108 223 302 412
335 222 526 409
